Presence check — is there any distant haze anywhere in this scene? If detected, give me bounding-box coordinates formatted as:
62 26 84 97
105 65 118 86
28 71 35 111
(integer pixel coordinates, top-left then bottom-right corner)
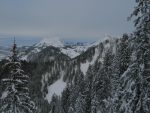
0 0 135 45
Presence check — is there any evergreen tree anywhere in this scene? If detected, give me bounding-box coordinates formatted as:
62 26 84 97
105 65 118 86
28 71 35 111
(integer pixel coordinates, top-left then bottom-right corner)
49 94 61 113
117 0 150 113
74 93 86 113
0 39 36 113
68 68 85 113
82 68 93 113
93 50 113 113
61 84 71 113
111 34 131 112
78 64 99 113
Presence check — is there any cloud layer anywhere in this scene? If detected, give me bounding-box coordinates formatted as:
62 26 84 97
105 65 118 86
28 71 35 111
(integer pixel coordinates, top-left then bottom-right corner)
0 0 135 39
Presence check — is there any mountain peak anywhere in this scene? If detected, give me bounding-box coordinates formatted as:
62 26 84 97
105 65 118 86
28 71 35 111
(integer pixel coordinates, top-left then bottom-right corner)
90 35 116 47
36 37 64 48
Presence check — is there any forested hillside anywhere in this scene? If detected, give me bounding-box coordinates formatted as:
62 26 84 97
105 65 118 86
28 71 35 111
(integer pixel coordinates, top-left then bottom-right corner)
0 0 150 113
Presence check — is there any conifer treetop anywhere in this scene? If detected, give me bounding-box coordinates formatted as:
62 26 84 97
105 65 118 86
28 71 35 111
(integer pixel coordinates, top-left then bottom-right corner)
11 37 18 62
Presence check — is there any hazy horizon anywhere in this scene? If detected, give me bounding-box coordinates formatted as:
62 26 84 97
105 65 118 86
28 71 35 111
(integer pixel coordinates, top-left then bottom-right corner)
0 0 135 46
0 35 109 47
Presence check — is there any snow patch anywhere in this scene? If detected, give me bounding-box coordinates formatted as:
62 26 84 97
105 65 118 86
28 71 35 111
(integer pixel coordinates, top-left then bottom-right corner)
45 71 66 103
41 73 50 92
80 48 99 75
1 91 8 99
61 48 80 58
80 62 90 75
21 55 28 60
60 46 88 58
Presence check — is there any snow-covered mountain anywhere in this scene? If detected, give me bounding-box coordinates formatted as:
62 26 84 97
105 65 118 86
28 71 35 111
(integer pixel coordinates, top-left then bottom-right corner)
32 36 118 104
18 37 104 60
0 36 115 60
0 36 120 113
17 36 116 102
35 37 64 48
32 34 149 113
1 34 149 113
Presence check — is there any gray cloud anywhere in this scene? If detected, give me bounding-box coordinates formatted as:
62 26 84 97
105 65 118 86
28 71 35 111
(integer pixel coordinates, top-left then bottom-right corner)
0 0 135 40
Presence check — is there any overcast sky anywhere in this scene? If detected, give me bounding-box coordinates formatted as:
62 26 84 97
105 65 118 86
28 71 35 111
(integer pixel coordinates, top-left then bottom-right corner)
0 0 135 45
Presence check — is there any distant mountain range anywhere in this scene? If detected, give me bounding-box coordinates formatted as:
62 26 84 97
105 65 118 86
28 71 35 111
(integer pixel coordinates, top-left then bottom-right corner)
0 36 113 60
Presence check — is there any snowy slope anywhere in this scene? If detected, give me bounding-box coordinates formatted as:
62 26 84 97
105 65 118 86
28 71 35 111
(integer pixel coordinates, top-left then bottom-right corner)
80 48 99 75
41 36 118 103
60 45 88 58
45 76 66 103
41 70 67 103
80 36 117 75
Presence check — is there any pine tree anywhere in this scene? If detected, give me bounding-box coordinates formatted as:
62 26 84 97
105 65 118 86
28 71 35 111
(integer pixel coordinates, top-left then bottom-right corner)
117 0 150 113
68 68 85 113
74 93 86 113
111 34 131 112
49 94 61 113
93 50 113 113
61 84 71 113
0 38 36 113
78 64 100 113
130 1 150 112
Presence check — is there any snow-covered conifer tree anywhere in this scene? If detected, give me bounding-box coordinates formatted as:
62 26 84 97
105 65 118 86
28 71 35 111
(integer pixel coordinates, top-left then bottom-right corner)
93 50 113 113
117 0 150 113
0 38 36 113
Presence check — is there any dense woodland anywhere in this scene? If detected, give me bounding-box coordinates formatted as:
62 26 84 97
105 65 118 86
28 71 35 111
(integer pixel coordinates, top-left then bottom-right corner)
0 0 150 113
